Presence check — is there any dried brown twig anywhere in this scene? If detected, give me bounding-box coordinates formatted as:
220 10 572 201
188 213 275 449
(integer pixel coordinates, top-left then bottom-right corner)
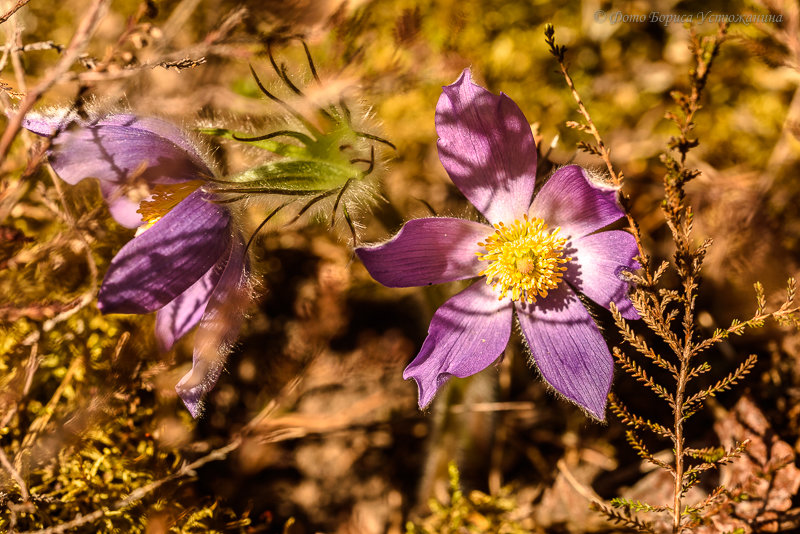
0 0 31 25
544 24 652 280
0 0 109 162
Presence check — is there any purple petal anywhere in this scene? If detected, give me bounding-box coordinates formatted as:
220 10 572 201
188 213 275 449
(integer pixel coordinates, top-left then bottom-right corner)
155 262 222 351
436 69 537 224
99 180 146 229
176 236 250 418
565 230 640 319
23 113 211 228
403 282 513 408
21 112 71 136
529 165 624 239
97 189 230 314
356 217 489 287
516 283 613 420
97 115 209 166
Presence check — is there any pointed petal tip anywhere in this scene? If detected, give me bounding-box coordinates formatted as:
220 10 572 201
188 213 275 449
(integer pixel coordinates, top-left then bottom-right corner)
176 369 207 419
177 389 204 419
544 372 608 421
455 68 472 85
443 68 471 91
404 370 452 410
584 398 608 422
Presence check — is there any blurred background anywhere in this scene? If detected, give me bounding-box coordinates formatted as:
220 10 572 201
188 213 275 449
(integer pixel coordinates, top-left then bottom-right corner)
2 0 799 532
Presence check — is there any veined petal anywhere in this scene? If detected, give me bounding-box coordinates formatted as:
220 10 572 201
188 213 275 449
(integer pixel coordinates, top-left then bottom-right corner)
516 283 613 420
529 165 624 239
356 217 489 287
155 262 222 352
403 281 513 408
565 230 640 319
436 69 537 224
23 113 211 228
97 189 230 314
176 236 251 418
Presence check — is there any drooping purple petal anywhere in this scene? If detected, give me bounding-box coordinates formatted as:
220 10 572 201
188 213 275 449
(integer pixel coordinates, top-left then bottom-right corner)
23 113 211 228
565 230 640 319
515 283 614 420
97 189 230 314
356 217 489 287
529 165 624 239
155 262 223 352
436 69 537 224
176 236 251 417
403 281 513 408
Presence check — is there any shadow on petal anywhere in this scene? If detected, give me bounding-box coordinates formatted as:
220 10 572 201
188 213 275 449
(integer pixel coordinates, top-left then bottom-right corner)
529 165 624 239
565 230 640 320
98 189 230 313
356 217 489 287
436 69 538 225
155 262 222 352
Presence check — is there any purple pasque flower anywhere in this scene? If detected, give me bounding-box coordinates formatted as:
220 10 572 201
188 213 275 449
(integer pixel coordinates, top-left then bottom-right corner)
356 70 639 420
24 112 250 417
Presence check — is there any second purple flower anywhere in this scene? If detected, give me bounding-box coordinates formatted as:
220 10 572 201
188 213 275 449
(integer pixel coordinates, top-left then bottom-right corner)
24 113 250 417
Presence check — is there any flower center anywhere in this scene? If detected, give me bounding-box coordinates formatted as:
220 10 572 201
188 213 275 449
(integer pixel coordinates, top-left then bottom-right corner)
476 215 571 303
136 180 203 231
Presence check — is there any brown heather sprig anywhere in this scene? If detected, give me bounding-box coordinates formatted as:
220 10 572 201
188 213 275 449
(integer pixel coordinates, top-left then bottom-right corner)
544 24 651 280
546 24 800 534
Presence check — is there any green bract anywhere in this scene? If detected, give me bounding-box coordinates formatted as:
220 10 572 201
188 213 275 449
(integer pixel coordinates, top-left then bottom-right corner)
199 54 392 242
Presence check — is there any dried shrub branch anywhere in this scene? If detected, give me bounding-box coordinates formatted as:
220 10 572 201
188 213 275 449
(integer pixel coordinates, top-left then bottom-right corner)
547 22 800 534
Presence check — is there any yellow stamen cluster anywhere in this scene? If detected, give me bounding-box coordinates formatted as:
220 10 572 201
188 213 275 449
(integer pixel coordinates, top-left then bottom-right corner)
137 180 204 230
476 215 571 303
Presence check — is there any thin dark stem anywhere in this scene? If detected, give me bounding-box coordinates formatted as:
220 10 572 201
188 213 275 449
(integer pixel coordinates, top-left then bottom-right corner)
267 40 302 95
355 130 396 150
232 130 311 144
248 63 322 138
210 187 327 195
330 178 354 228
342 203 357 246
244 201 293 253
350 145 375 175
287 188 337 225
300 40 320 82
